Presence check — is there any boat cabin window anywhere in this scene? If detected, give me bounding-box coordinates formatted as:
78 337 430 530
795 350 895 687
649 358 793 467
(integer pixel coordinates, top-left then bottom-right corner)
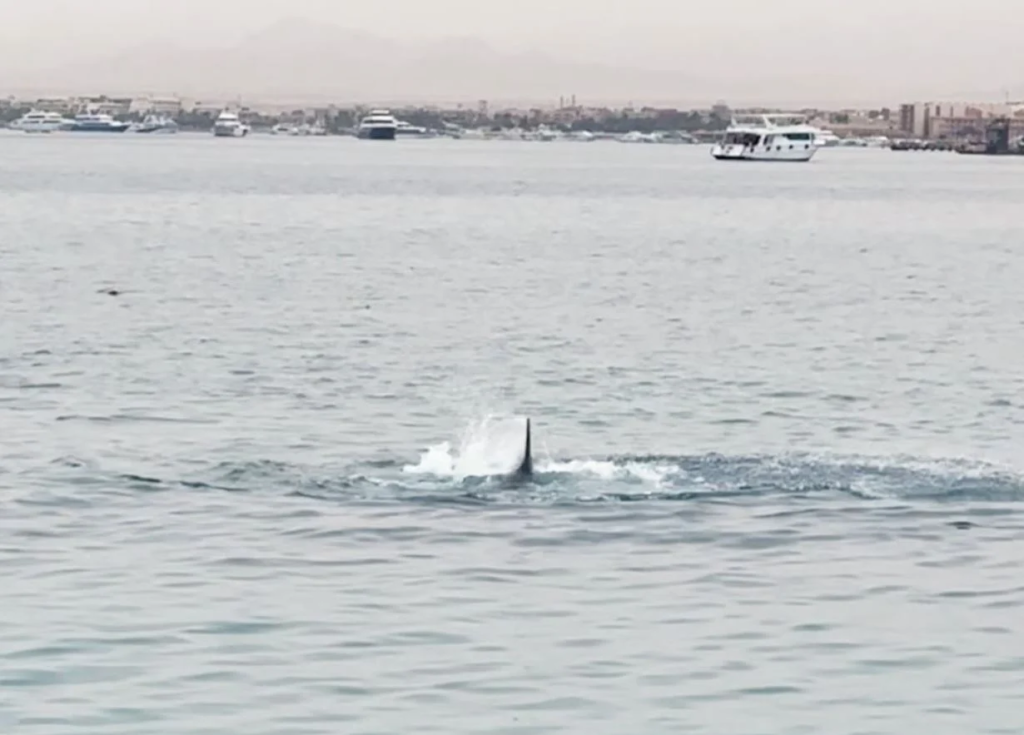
783 132 813 140
724 132 763 146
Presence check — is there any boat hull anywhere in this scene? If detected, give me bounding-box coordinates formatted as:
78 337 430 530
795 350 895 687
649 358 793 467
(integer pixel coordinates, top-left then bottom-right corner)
395 128 432 137
357 126 396 140
711 143 816 162
957 148 1024 156
67 123 131 133
10 124 64 133
213 126 249 138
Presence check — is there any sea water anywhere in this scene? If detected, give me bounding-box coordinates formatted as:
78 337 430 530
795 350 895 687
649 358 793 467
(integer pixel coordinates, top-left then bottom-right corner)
2 132 1024 733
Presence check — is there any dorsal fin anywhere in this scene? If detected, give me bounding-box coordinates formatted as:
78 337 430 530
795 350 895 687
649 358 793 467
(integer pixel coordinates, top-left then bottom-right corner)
511 417 533 479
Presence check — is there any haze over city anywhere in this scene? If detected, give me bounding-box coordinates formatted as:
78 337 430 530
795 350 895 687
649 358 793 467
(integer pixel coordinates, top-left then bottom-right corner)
0 0 1020 107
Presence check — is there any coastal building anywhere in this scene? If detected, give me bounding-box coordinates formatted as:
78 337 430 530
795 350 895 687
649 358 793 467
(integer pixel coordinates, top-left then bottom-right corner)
900 100 1024 139
192 101 230 115
549 105 582 124
30 98 76 113
80 97 132 116
806 109 897 139
129 97 183 115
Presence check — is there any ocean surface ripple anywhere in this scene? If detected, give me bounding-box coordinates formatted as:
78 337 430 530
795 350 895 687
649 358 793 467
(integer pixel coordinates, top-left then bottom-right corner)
3 133 1024 734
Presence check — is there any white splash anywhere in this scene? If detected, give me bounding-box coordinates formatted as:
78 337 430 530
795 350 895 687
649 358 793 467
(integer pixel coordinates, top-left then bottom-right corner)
402 414 676 488
403 413 531 480
540 458 676 487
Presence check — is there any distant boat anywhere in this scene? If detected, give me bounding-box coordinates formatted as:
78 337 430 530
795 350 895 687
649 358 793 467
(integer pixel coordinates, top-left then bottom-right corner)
66 112 131 133
357 109 398 140
619 131 658 143
272 122 328 136
815 128 841 147
8 110 70 133
711 113 818 162
395 120 432 137
440 122 466 138
135 114 178 134
212 110 250 138
653 131 697 144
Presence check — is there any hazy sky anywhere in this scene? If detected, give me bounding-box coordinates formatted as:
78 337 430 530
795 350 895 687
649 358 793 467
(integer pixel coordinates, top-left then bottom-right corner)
1 0 1020 106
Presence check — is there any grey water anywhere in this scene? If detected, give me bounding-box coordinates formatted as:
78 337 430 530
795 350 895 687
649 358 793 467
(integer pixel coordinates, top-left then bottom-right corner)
2 131 1024 734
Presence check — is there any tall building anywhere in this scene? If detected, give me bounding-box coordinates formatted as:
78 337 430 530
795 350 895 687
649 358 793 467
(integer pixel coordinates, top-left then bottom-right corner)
899 100 1024 139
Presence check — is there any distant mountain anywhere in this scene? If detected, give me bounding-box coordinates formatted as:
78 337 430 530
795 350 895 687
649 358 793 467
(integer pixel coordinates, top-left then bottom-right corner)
1 17 710 106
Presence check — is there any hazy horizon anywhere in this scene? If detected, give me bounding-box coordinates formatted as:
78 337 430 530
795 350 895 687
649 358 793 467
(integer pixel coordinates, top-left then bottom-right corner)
1 0 1021 108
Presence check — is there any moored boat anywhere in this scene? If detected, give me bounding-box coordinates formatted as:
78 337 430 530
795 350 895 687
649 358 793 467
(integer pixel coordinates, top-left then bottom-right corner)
8 110 70 133
212 110 250 138
357 109 398 140
135 114 178 133
66 112 131 133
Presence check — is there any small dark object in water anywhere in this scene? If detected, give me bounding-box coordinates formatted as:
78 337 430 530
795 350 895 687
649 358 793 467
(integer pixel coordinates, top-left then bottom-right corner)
507 417 532 482
99 288 120 296
949 521 975 530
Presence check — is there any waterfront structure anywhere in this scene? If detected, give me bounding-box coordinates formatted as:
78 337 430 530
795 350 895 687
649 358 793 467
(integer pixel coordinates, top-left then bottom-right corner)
130 97 184 116
957 117 1024 155
898 100 1024 140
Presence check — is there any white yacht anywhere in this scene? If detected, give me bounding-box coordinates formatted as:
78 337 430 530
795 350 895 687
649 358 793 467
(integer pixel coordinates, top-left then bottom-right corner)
271 122 328 136
134 114 178 134
711 113 819 161
8 110 70 133
654 131 698 144
395 120 431 137
535 126 561 142
357 109 398 140
618 130 659 143
815 128 841 147
212 110 250 138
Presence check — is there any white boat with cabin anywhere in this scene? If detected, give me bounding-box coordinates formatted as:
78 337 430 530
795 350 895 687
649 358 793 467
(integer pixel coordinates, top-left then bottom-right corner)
213 110 250 138
535 126 561 141
273 121 328 136
357 109 398 140
711 113 819 161
8 110 70 133
619 130 658 143
134 114 178 133
395 120 432 137
815 128 841 147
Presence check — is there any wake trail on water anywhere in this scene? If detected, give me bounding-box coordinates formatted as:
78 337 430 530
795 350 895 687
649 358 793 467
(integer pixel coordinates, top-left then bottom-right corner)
396 413 1024 502
26 414 1024 506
